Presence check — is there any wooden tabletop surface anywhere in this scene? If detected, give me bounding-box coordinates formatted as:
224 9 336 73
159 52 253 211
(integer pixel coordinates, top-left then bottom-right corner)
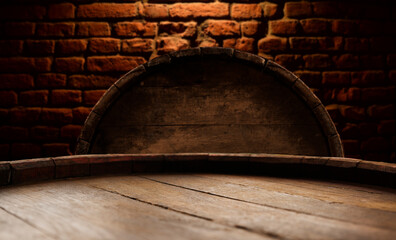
1 173 396 240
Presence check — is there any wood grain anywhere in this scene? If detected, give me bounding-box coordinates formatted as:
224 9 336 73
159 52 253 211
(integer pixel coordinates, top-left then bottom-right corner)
0 179 271 240
197 174 396 212
144 174 396 230
81 175 396 240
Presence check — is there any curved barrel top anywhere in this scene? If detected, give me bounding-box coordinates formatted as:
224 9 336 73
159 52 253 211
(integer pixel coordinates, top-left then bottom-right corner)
76 47 343 157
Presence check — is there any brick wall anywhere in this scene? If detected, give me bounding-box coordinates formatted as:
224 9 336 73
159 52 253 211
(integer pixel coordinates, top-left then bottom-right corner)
0 0 395 162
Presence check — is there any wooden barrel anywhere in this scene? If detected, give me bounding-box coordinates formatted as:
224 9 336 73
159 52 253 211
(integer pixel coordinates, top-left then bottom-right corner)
1 154 396 240
76 48 343 157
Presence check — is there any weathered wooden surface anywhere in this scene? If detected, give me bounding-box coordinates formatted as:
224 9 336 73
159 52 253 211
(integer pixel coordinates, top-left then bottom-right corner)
1 174 396 240
77 48 343 157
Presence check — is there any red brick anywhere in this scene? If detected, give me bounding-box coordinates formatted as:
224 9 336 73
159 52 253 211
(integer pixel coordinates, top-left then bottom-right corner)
0 5 46 20
367 105 394 120
358 123 378 138
333 54 359 69
19 90 49 106
43 143 71 157
203 20 240 37
269 20 299 35
258 36 287 53
68 75 116 89
0 58 51 73
300 19 329 34
275 54 303 70
378 120 395 136
284 2 312 18
37 74 67 88
0 91 17 107
344 38 369 52
317 37 343 51
89 38 120 54
303 54 330 69
289 37 318 50
390 71 396 85
358 20 384 35
294 71 321 88
231 4 262 19
11 143 41 160
159 21 197 38
0 75 33 90
339 105 366 121
139 3 168 19
342 139 360 154
114 22 157 37
322 72 350 86
57 40 88 55
76 22 111 36
332 20 356 35
4 22 35 37
360 55 384 70
8 108 41 125
351 71 386 86
123 39 155 53
30 126 59 141
25 40 55 55
84 90 105 106
361 87 395 103
241 21 262 36
51 90 82 106
312 1 339 17
87 56 146 72
0 40 23 56
169 3 228 19
0 109 7 125
55 57 85 73
364 153 391 162
0 144 9 160
370 37 394 52
361 137 390 152
0 126 28 141
387 54 396 68
223 38 255 53
77 3 138 18
197 38 219 48
72 107 91 124
41 108 73 125
335 88 361 103
261 2 279 19
48 3 75 19
61 125 82 139
157 37 189 54
36 23 74 37
340 123 360 139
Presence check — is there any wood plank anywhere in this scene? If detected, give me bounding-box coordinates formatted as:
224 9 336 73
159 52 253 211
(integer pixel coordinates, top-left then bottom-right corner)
0 207 52 240
197 174 396 212
144 174 396 230
91 124 328 156
0 179 271 240
80 175 396 240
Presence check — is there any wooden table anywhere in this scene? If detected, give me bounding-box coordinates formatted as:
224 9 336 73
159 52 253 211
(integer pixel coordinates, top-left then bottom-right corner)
1 173 396 240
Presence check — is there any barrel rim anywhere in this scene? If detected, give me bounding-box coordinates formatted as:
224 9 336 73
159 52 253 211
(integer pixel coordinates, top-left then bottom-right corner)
75 47 343 157
1 153 395 187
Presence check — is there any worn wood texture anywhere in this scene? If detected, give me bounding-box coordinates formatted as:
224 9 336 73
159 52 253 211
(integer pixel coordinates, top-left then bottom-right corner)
2 174 395 240
76 48 343 157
